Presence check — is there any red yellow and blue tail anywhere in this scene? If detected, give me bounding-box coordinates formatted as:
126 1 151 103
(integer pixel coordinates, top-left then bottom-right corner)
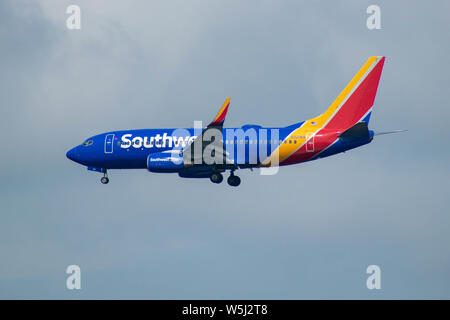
264 56 385 166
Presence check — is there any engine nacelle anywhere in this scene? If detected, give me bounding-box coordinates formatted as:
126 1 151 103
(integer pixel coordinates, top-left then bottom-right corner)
147 152 184 173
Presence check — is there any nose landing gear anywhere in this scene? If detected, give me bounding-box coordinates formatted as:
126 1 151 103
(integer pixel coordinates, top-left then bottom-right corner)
100 171 109 184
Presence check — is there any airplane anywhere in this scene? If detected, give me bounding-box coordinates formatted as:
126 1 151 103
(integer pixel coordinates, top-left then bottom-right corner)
66 56 403 187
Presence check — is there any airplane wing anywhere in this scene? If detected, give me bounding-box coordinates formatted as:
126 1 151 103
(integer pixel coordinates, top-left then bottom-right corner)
183 98 231 167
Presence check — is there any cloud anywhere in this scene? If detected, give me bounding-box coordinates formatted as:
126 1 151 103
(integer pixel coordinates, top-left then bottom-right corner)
0 0 449 298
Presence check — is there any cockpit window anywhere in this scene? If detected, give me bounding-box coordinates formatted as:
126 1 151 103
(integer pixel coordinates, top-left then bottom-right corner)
82 140 93 146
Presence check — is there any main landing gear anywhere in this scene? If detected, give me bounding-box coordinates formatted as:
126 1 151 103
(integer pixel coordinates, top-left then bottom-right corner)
227 172 241 187
210 172 223 184
210 171 241 187
100 170 109 184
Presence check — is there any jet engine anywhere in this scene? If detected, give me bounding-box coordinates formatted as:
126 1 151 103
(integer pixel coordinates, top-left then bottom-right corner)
147 152 184 173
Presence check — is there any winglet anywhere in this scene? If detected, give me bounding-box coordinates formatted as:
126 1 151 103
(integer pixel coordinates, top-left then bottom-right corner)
208 98 230 127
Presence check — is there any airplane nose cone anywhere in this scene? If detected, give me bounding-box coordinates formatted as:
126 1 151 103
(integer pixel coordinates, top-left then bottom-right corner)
66 147 78 162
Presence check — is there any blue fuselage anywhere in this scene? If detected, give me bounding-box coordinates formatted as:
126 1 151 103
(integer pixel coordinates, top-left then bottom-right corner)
67 125 295 169
66 122 373 173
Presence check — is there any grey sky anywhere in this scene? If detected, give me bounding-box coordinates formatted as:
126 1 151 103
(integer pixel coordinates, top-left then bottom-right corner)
1 0 449 299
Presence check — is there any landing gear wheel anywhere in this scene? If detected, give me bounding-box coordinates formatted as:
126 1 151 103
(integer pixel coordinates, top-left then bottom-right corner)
210 172 223 184
227 175 241 187
101 177 109 184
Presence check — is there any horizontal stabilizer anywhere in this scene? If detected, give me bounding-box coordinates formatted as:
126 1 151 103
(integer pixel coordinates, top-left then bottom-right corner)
339 122 370 139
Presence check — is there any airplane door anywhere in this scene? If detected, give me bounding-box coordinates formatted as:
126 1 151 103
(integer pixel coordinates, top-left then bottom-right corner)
104 134 114 154
306 133 315 152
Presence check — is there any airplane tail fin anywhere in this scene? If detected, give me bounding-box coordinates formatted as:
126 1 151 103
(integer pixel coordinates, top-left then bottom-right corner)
313 56 385 131
272 57 387 166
